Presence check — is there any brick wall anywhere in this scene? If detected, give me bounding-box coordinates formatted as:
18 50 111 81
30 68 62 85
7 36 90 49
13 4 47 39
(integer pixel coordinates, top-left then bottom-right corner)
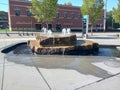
8 0 104 31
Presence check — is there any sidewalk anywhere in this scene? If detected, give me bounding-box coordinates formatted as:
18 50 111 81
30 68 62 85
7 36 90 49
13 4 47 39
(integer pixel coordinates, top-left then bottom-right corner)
75 32 120 46
0 32 120 90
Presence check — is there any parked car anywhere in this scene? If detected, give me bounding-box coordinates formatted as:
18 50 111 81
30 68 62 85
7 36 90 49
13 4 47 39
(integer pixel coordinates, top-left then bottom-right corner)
107 27 113 30
0 25 4 29
0 25 8 29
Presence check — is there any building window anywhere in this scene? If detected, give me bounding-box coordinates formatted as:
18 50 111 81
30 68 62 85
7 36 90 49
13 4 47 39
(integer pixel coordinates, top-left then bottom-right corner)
27 10 31 16
15 10 20 16
56 12 59 18
101 15 104 19
78 14 81 19
70 13 75 19
64 12 67 18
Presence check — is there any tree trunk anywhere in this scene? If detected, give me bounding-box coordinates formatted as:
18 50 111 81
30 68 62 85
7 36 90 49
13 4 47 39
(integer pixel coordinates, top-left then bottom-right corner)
91 24 93 36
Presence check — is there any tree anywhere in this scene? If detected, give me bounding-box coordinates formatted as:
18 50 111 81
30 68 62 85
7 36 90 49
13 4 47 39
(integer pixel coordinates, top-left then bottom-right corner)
106 11 113 28
29 0 43 22
113 0 120 25
64 2 72 6
0 12 4 18
0 14 3 18
81 0 104 35
29 0 58 29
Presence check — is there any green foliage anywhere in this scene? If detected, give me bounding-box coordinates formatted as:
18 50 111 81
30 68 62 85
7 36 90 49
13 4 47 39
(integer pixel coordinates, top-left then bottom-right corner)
0 13 4 18
106 11 113 27
81 0 104 24
113 0 120 24
29 0 43 22
107 10 120 28
29 0 58 23
81 0 104 35
64 2 72 6
0 29 11 32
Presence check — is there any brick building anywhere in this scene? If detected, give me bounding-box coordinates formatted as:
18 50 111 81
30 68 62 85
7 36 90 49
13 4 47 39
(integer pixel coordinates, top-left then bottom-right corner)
8 0 104 31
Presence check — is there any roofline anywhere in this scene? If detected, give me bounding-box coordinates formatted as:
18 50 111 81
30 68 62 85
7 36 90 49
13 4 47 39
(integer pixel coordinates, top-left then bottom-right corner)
9 0 81 8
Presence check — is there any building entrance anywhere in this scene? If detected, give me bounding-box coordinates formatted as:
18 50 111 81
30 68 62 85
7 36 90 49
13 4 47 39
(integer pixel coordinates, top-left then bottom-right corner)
35 24 42 30
48 24 52 30
56 24 62 31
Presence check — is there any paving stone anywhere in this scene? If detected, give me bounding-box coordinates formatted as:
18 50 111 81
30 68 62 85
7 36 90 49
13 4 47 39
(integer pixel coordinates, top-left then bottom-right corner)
0 64 3 90
0 53 5 64
38 68 101 90
92 62 120 75
78 76 120 90
3 65 49 90
116 74 120 78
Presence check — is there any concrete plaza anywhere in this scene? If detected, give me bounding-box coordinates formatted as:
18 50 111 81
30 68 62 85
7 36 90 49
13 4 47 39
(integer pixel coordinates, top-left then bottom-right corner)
0 32 120 90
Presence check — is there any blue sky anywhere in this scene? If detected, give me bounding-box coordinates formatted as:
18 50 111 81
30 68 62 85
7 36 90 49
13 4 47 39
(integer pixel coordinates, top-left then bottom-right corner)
0 0 118 12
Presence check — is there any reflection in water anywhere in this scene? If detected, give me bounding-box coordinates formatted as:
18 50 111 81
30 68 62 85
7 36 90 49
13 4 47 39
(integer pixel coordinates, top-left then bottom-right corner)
3 43 120 78
98 48 120 57
5 44 120 64
8 44 33 55
6 55 118 78
7 43 120 57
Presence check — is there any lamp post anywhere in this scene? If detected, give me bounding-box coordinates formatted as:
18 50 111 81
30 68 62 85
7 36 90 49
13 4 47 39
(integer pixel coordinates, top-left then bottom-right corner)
103 0 107 31
112 11 114 29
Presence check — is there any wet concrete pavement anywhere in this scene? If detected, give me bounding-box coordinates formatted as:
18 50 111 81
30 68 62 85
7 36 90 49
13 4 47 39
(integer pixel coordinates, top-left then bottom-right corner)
0 33 120 90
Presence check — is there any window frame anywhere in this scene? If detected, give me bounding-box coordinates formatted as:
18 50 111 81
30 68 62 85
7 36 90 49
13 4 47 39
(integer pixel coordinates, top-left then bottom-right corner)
26 10 31 16
78 13 81 19
70 13 75 19
15 9 20 16
63 12 67 18
56 12 60 18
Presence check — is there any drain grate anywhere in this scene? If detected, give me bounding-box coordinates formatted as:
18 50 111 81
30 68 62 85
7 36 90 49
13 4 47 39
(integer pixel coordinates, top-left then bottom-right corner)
104 60 120 68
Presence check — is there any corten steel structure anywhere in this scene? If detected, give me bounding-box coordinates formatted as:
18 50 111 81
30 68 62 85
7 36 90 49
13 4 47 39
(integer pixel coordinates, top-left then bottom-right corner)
8 0 104 31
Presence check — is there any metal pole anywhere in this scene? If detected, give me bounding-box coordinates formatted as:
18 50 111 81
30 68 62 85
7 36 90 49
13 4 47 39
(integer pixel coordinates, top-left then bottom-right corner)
86 15 89 38
103 0 107 31
112 11 113 29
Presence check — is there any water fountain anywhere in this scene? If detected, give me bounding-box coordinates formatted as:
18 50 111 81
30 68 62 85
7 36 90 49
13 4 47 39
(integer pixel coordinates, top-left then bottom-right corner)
66 28 71 34
62 28 67 35
28 32 99 55
42 27 47 34
1 31 120 68
47 29 52 36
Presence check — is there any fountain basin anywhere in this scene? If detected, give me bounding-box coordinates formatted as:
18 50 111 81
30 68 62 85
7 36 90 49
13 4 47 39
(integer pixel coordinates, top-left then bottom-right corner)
28 34 99 55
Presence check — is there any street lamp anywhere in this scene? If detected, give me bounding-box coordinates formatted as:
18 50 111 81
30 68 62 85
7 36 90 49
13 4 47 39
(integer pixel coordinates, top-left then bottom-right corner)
103 0 107 31
112 11 114 29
